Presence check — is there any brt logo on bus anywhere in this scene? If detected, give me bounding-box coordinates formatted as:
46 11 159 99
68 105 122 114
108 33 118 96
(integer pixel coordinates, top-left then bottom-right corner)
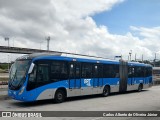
84 79 91 86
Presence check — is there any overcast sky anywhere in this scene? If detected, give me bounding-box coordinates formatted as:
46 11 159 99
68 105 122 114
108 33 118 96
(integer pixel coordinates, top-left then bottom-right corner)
0 0 160 62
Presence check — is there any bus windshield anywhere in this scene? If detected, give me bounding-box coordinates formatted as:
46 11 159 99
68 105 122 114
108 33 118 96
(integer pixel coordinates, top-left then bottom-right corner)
9 60 30 90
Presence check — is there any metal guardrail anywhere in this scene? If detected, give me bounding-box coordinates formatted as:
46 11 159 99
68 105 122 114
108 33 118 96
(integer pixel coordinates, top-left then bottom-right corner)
0 82 8 89
0 81 8 85
0 73 8 89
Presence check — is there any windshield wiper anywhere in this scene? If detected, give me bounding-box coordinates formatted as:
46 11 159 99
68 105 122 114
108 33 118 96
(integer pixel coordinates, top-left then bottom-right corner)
10 69 17 86
13 69 17 81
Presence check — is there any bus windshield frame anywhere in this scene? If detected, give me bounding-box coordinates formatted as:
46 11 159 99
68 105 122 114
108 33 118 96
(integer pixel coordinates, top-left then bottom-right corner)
9 60 31 90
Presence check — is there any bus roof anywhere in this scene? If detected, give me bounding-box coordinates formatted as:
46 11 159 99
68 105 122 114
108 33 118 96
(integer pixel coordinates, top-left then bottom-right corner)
128 62 152 67
153 67 160 70
16 53 152 67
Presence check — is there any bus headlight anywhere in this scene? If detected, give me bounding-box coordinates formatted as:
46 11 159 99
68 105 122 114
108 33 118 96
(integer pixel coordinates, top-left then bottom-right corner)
19 86 25 95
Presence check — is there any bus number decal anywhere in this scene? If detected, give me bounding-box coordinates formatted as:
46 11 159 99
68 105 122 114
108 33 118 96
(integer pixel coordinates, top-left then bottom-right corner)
84 79 91 86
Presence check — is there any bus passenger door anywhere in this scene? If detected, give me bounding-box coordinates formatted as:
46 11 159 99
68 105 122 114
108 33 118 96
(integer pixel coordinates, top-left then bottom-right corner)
35 61 53 100
75 63 81 89
68 62 81 96
93 65 103 87
128 66 135 85
68 63 75 89
93 64 103 94
128 66 135 90
98 65 103 87
36 61 50 88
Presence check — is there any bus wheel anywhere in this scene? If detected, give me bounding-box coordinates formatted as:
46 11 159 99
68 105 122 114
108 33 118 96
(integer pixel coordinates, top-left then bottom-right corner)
138 84 143 92
54 90 65 103
102 86 110 97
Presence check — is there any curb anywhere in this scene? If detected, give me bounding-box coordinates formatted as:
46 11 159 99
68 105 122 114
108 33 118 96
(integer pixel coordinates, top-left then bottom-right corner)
0 95 10 100
0 88 8 91
0 89 10 100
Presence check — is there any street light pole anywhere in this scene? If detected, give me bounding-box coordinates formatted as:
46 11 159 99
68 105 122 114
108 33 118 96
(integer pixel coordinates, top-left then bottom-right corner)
154 51 160 67
46 36 50 51
4 37 9 47
8 54 9 72
129 50 132 61
4 37 10 72
154 53 157 67
142 54 143 62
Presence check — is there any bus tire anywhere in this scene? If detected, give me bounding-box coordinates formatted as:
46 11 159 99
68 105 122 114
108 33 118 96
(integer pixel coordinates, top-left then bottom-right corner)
102 86 110 97
138 84 143 92
54 89 65 103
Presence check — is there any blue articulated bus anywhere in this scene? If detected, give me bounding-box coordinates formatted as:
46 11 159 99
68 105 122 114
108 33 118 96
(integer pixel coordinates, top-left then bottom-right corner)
8 53 152 103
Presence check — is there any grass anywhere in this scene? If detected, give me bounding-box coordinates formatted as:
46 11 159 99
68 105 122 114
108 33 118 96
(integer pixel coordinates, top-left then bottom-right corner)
0 69 6 73
0 63 9 70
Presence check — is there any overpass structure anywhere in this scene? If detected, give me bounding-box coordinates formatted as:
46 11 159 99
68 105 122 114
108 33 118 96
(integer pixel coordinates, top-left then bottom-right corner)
0 46 112 60
0 46 54 54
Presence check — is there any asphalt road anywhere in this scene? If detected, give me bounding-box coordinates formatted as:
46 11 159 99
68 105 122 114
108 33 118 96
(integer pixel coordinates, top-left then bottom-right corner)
0 86 160 120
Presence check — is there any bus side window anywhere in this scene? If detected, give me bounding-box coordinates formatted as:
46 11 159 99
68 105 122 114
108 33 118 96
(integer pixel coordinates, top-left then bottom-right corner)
146 67 152 77
128 67 132 77
37 64 49 82
93 65 98 78
51 61 68 81
27 65 37 91
69 64 75 79
29 66 37 82
61 62 68 79
103 64 116 78
75 63 81 79
93 65 103 78
135 66 144 77
82 63 92 78
69 62 81 79
114 65 119 78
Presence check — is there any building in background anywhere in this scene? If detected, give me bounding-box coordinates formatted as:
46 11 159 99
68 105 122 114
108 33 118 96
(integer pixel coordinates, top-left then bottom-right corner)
152 67 160 85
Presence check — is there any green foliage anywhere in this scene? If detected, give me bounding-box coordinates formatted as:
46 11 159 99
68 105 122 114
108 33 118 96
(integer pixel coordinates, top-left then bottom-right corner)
0 63 9 70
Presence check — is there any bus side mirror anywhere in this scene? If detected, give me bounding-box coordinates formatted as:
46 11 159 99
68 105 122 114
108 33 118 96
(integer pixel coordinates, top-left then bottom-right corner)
28 63 35 74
